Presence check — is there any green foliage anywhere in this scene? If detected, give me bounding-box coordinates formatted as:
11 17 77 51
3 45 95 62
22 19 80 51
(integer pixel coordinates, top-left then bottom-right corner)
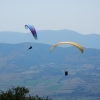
0 86 52 100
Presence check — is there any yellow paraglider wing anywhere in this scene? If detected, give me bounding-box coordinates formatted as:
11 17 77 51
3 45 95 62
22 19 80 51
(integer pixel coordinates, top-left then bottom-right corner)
50 42 84 53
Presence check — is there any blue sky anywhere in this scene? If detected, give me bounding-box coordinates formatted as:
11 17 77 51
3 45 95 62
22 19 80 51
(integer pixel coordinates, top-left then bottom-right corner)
0 0 100 34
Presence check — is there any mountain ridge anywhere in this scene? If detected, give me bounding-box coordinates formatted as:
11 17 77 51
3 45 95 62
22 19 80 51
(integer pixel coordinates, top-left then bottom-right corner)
0 30 100 49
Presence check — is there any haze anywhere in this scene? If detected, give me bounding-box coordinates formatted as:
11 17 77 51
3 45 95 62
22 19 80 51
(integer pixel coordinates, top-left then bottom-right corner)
0 0 100 34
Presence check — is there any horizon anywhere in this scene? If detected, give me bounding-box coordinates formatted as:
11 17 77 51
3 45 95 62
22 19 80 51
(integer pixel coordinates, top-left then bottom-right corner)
0 29 100 35
0 30 100 49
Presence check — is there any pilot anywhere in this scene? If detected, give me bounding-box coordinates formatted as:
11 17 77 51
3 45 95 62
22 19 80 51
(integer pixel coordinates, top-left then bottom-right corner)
65 71 68 76
28 46 32 50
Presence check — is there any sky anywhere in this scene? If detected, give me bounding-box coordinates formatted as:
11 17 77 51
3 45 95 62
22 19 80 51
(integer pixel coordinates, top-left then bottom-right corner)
0 0 100 35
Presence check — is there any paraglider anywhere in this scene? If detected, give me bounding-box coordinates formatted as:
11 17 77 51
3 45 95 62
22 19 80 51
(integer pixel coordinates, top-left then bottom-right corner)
50 41 84 76
50 41 84 53
25 24 38 49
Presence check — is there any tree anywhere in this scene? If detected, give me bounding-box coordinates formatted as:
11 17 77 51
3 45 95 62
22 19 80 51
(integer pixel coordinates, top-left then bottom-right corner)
0 86 52 100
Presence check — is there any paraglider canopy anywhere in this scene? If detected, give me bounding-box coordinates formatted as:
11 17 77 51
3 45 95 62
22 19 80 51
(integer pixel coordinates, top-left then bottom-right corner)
25 24 38 40
50 41 84 53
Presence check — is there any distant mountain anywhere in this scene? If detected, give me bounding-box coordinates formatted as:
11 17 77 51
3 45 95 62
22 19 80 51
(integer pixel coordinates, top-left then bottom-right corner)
0 42 100 73
0 30 100 49
0 43 100 100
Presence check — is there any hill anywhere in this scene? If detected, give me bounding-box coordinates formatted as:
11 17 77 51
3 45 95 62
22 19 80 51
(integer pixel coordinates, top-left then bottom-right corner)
0 30 100 49
0 43 100 100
